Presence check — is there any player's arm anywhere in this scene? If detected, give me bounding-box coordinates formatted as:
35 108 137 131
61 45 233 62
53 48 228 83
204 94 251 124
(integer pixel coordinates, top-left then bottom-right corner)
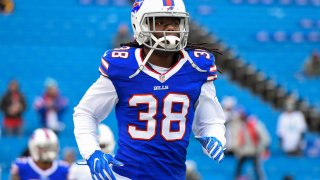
73 76 118 160
192 82 226 163
74 49 129 179
73 76 123 180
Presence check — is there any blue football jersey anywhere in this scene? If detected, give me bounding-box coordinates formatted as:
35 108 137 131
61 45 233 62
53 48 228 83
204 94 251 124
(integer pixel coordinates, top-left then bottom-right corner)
11 157 69 180
99 46 217 180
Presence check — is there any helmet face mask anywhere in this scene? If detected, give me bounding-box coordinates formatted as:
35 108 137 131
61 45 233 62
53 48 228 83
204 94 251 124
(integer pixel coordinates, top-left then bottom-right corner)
131 0 189 52
34 143 58 163
142 14 189 51
28 128 59 163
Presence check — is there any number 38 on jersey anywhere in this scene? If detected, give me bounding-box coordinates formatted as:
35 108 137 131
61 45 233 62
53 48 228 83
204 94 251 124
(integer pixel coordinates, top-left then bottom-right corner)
128 93 190 141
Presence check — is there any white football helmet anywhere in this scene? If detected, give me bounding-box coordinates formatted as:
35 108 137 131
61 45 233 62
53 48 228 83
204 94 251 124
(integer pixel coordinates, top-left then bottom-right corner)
98 124 115 154
28 128 59 162
131 0 189 51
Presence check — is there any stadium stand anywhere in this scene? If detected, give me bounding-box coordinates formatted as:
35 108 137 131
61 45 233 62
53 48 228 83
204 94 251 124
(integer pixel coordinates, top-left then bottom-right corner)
185 0 320 108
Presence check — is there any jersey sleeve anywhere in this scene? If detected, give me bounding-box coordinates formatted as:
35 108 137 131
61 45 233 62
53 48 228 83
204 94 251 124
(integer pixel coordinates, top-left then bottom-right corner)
10 158 27 177
73 76 118 159
192 81 226 146
187 49 218 82
202 50 218 81
98 46 133 79
207 59 218 82
99 50 111 77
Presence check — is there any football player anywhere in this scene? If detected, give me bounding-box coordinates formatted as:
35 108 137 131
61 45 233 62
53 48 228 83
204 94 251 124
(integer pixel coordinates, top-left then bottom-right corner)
10 128 69 180
68 124 115 180
73 0 226 179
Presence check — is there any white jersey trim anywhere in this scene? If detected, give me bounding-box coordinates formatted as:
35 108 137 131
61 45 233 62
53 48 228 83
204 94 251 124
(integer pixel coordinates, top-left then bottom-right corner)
28 157 58 177
134 48 188 83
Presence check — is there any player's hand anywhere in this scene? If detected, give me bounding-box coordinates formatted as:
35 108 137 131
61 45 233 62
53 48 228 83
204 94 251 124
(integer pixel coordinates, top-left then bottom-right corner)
195 136 225 163
86 150 123 180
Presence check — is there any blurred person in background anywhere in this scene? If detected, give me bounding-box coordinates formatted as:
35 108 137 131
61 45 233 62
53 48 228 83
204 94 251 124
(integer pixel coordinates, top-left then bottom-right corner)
222 96 238 155
0 79 26 136
112 23 132 48
68 124 115 180
63 147 77 165
0 0 14 14
10 128 69 180
34 77 68 134
233 110 270 180
277 99 307 156
283 175 294 180
186 160 201 180
303 49 320 77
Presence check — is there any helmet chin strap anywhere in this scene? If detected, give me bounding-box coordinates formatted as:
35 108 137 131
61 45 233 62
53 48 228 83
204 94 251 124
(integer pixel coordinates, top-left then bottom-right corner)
157 35 207 73
129 40 159 79
129 35 207 79
129 35 178 79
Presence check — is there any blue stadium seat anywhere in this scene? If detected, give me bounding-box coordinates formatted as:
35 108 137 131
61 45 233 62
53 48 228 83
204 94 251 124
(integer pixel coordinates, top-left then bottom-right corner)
0 0 319 179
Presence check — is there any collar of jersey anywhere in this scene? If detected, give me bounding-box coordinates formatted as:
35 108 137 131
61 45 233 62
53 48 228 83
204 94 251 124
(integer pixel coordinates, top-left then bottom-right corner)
135 48 188 83
28 157 58 176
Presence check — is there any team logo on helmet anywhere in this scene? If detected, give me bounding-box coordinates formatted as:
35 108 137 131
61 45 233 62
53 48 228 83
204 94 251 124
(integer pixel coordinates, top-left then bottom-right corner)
165 6 175 11
162 0 175 6
132 0 145 13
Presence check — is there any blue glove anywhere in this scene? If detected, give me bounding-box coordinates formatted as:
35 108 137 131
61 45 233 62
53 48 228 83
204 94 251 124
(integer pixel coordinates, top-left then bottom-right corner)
196 136 225 163
86 150 123 180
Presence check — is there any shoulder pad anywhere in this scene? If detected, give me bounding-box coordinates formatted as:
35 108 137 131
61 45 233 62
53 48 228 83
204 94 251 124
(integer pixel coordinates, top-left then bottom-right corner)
15 157 28 165
57 160 70 167
11 157 27 174
99 46 136 77
186 49 218 81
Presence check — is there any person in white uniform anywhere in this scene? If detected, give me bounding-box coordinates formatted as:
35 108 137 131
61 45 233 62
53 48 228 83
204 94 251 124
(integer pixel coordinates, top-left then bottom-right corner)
68 124 115 180
277 100 307 155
